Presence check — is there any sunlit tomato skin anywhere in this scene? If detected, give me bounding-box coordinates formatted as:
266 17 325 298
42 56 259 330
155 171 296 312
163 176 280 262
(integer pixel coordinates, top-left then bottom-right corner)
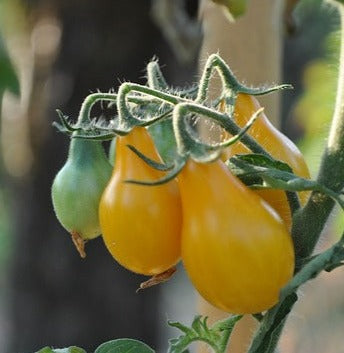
179 159 294 314
99 127 182 276
223 94 311 230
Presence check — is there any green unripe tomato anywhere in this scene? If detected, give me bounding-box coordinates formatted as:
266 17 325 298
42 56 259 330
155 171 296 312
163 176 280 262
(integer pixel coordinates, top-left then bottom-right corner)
52 137 112 256
108 137 116 166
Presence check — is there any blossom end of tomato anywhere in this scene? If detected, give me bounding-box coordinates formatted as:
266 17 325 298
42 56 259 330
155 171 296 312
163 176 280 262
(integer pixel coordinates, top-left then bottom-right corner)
70 230 87 259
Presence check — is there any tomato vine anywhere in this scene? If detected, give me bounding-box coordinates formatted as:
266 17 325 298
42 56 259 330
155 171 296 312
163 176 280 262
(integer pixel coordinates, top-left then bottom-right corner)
47 1 344 351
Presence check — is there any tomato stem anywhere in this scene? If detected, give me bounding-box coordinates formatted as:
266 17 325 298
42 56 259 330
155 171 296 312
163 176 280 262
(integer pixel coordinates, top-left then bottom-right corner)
292 1 344 259
78 93 118 125
146 60 169 90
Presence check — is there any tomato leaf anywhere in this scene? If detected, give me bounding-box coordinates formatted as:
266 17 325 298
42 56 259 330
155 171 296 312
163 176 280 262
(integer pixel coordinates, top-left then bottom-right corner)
227 154 344 210
94 339 155 353
168 315 242 353
35 347 86 353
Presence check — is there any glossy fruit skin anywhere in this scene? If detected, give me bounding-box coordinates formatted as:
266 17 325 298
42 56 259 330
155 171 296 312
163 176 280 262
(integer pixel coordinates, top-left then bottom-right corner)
179 159 294 314
224 94 310 229
99 127 182 276
52 138 112 239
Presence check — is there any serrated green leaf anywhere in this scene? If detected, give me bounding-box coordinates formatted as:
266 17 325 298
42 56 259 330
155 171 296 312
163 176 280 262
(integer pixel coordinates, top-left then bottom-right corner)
168 315 242 353
35 346 86 353
94 339 154 353
231 153 293 172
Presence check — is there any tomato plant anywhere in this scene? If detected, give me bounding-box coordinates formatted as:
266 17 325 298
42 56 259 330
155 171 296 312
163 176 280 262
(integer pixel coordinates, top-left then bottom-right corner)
48 32 344 351
99 127 182 276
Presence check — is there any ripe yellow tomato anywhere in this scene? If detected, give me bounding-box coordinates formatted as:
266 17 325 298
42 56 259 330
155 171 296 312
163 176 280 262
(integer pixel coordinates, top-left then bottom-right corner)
99 127 182 276
223 94 310 229
179 159 294 314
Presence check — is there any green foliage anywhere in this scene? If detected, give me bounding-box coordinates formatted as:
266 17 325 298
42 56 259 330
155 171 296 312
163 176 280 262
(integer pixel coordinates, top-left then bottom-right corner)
294 30 340 174
35 339 155 353
94 339 154 353
36 347 86 353
168 315 242 353
228 153 344 209
0 30 19 108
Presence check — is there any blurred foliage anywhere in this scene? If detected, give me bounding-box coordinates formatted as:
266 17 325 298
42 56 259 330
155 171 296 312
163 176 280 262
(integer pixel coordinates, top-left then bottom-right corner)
294 30 339 175
0 188 11 266
293 1 342 236
0 0 19 276
0 31 20 111
210 0 248 18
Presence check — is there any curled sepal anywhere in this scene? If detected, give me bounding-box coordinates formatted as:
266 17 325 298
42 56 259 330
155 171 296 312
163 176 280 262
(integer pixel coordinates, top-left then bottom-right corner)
227 154 344 210
168 315 242 353
236 83 293 97
125 156 186 186
54 109 79 134
126 144 174 171
189 107 264 162
54 110 126 140
173 101 263 163
196 54 293 104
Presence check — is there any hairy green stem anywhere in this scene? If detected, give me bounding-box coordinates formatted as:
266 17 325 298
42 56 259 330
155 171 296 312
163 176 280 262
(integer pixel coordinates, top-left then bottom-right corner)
173 102 272 157
292 1 344 259
146 61 169 90
196 54 292 103
117 83 184 130
77 93 118 124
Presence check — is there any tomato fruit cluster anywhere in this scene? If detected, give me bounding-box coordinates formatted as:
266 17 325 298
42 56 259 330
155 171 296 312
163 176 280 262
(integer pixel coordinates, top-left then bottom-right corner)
52 93 301 315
